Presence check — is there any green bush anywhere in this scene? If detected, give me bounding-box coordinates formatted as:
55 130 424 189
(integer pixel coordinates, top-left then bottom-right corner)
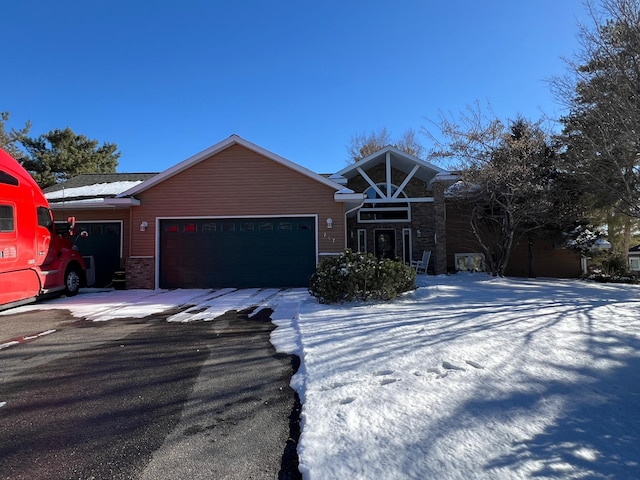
308 249 416 304
585 253 637 284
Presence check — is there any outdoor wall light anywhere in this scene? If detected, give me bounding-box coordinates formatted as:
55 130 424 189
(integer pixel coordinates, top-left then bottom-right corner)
140 221 148 232
326 218 333 229
416 229 422 237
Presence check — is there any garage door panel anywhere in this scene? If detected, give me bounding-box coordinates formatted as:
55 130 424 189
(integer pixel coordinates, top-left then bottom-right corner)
160 217 316 288
75 222 122 287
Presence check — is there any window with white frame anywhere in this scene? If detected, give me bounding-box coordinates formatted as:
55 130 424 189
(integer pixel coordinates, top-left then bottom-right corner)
357 183 410 223
357 229 367 252
630 257 640 271
455 253 485 272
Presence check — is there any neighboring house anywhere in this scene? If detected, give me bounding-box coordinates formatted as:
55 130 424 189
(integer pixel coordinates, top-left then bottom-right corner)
629 245 640 271
46 135 583 289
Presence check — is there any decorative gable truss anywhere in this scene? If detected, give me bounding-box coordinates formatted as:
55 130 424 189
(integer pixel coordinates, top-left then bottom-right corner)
332 146 456 273
358 155 426 223
334 146 447 223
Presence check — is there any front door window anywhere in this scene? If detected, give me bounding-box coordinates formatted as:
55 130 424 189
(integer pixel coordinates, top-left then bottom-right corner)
375 229 396 259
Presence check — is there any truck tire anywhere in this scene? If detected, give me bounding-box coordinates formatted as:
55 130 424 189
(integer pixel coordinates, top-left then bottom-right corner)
64 266 82 297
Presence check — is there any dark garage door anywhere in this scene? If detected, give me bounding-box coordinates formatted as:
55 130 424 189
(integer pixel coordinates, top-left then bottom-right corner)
159 217 316 288
75 222 122 287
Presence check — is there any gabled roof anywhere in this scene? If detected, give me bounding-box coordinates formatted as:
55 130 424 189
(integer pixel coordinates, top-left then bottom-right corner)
117 134 351 198
332 145 448 184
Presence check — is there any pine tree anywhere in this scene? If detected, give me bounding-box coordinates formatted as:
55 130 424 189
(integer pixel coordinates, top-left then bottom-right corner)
21 127 120 188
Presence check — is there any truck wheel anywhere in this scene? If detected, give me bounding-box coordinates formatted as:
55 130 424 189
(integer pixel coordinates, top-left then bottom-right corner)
64 266 82 296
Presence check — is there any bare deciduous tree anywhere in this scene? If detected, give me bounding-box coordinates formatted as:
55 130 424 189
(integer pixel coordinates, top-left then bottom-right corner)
427 105 572 276
346 127 425 163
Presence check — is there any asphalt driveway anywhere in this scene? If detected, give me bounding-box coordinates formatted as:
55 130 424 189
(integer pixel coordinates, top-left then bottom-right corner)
0 304 301 480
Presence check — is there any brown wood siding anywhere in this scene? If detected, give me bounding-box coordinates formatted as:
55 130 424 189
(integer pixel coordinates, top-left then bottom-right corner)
506 240 582 278
130 144 345 257
445 202 582 277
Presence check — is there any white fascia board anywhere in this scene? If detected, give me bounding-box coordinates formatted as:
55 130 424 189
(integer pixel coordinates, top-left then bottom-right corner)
429 173 459 187
335 145 449 178
117 134 345 198
105 197 141 206
328 174 348 185
334 192 365 202
361 197 435 203
49 200 117 210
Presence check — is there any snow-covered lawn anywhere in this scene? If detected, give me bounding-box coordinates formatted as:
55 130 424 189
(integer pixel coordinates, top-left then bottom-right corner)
278 275 640 479
3 275 640 479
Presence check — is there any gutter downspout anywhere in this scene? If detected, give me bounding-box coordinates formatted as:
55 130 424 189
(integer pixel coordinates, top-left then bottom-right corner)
344 198 366 250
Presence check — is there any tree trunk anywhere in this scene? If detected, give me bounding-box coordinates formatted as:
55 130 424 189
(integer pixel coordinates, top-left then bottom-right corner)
624 216 631 268
528 236 536 278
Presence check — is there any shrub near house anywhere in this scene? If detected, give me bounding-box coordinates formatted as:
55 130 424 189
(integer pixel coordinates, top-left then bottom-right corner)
309 249 416 304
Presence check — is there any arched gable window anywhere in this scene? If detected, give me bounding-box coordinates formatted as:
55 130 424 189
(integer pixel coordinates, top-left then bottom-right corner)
358 183 410 222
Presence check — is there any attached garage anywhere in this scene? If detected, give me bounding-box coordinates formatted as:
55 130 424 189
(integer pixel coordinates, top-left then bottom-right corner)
60 135 367 290
74 221 122 287
159 216 317 288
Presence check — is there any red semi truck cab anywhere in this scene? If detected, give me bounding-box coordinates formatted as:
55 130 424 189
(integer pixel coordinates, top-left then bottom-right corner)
0 148 87 308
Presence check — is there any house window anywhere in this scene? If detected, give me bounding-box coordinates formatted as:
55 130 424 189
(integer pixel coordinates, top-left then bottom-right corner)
240 222 254 232
357 184 410 223
357 229 367 252
630 257 640 271
402 228 412 264
455 253 485 272
202 222 217 232
0 205 14 232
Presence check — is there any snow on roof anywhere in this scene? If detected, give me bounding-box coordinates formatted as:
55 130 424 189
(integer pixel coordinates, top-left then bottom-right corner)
45 181 145 200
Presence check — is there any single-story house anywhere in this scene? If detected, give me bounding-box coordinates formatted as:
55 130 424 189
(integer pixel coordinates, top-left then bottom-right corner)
44 134 583 288
629 245 640 271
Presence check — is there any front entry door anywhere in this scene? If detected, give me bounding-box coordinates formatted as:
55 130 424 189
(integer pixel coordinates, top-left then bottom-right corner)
374 229 396 259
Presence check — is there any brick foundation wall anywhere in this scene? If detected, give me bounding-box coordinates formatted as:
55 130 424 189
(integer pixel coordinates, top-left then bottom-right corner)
126 257 155 289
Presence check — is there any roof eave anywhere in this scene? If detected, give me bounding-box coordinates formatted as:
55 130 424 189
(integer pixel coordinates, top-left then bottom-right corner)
429 173 459 187
49 198 136 210
334 191 364 202
105 197 141 206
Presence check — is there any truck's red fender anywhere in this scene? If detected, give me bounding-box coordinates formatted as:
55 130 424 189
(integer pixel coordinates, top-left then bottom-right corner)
0 269 41 305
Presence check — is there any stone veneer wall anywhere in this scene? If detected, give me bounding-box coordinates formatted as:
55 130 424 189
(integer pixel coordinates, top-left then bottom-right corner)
126 257 155 289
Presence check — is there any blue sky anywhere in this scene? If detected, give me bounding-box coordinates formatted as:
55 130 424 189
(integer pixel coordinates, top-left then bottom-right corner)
3 1 586 174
